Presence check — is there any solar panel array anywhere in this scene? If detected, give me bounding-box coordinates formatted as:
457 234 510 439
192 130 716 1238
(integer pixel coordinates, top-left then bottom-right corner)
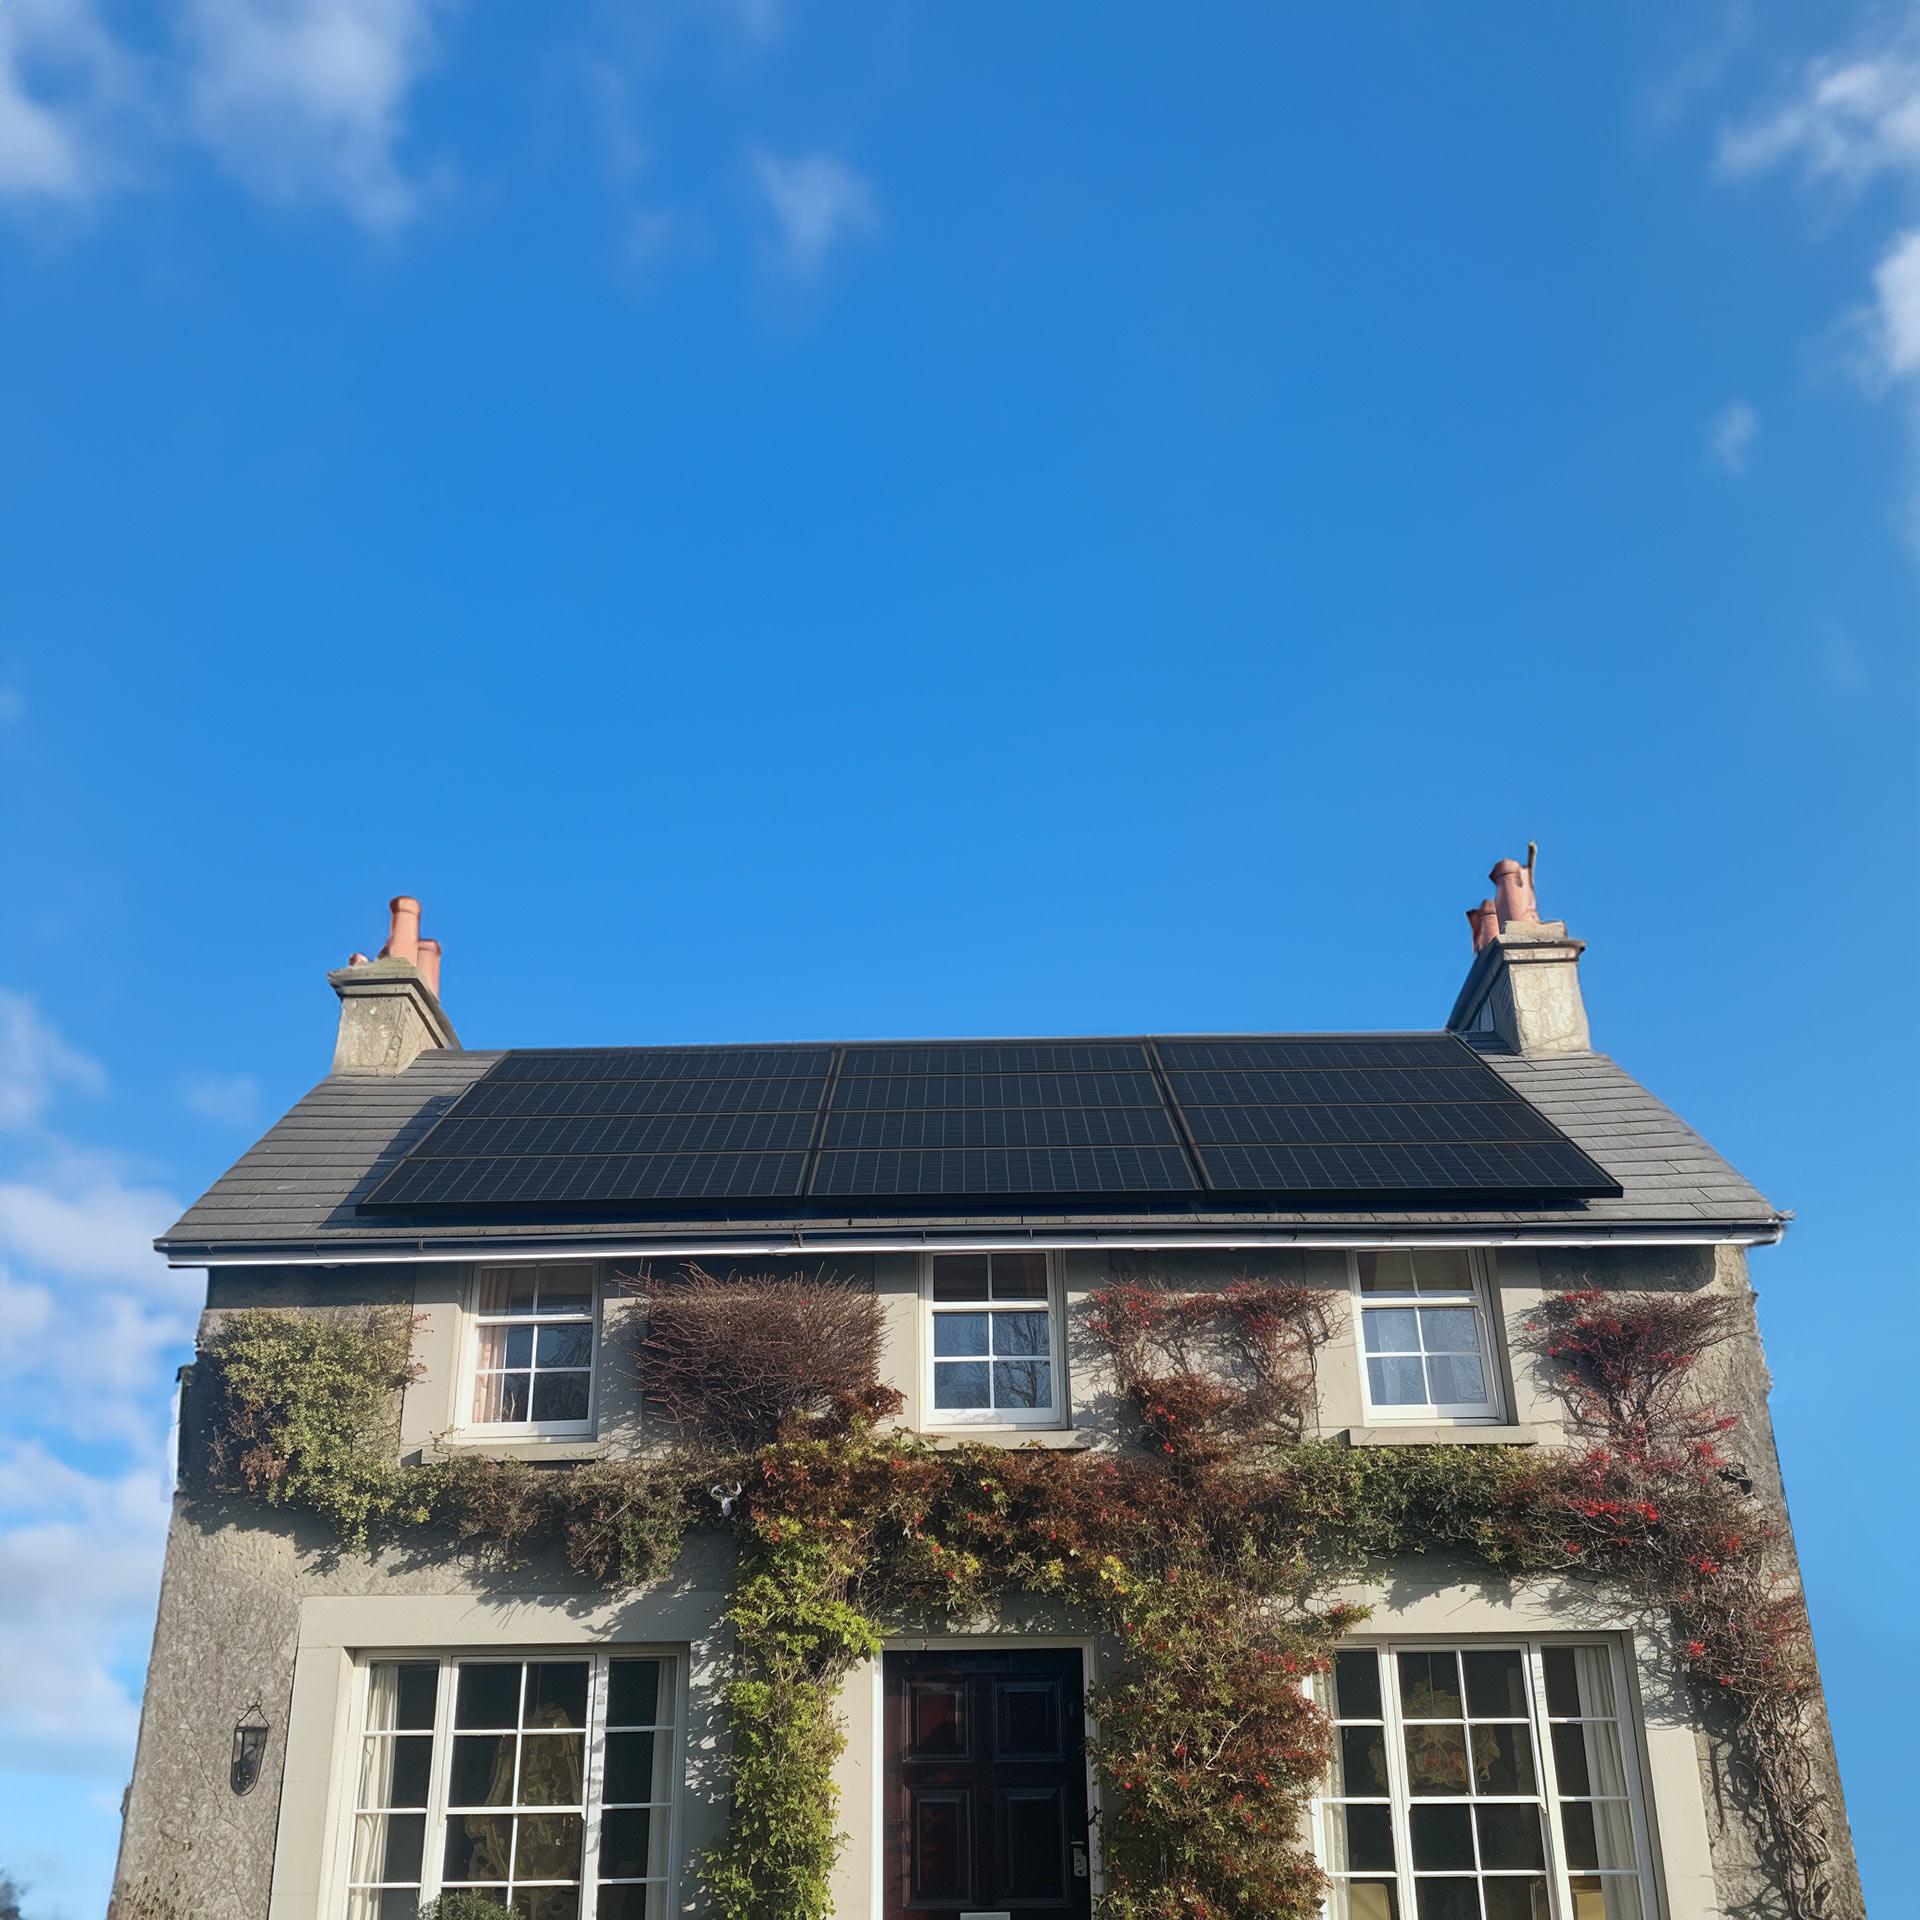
359 1033 1620 1214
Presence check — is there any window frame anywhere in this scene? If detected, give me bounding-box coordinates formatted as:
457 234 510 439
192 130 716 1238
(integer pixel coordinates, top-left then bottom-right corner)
1309 1636 1662 1920
1349 1248 1505 1426
460 1261 603 1441
341 1646 684 1917
920 1251 1067 1431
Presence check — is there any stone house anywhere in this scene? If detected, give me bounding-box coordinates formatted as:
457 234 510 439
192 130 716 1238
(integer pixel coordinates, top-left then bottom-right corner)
112 868 1860 1920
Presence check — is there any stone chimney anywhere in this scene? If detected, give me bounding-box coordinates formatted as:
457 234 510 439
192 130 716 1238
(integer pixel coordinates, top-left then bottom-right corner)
329 895 461 1073
1446 845 1591 1056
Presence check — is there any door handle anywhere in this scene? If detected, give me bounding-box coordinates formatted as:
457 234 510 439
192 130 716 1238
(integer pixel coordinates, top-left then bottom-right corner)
1072 1840 1090 1879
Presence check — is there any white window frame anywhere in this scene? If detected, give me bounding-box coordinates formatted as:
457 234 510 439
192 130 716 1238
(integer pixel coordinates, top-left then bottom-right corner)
1310 1636 1661 1920
460 1262 602 1440
341 1647 684 1916
1350 1248 1505 1426
921 1251 1067 1430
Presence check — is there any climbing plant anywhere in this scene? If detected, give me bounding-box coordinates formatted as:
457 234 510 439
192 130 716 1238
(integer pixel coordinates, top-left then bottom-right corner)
192 1271 1837 1920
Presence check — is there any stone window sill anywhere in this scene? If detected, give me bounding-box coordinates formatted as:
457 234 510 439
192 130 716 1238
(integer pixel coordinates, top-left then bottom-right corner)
918 1428 1098 1453
1341 1424 1541 1448
415 1436 608 1466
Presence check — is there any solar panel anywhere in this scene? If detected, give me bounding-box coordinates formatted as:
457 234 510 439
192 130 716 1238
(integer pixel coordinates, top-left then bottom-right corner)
357 1030 1620 1214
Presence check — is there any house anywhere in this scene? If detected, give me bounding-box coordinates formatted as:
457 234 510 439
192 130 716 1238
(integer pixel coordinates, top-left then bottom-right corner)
112 866 1861 1920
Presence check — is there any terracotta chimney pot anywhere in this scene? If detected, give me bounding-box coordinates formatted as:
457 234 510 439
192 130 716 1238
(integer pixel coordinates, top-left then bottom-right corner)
382 895 422 966
1490 856 1540 929
416 938 443 998
1466 900 1499 952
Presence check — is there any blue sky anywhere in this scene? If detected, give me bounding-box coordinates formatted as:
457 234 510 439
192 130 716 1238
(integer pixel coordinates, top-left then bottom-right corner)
0 2 1915 1913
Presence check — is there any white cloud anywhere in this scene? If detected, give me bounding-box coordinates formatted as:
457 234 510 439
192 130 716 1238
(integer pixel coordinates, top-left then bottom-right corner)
181 0 450 232
181 1069 262 1128
0 0 132 202
0 991 106 1131
1707 397 1759 474
1719 28 1920 547
749 146 878 278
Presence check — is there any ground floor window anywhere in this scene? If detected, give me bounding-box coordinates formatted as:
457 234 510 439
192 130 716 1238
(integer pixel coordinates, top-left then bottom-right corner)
1312 1639 1653 1920
346 1651 676 1919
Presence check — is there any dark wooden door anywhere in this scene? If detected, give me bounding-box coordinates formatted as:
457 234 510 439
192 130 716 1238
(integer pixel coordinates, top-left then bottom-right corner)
884 1648 1093 1920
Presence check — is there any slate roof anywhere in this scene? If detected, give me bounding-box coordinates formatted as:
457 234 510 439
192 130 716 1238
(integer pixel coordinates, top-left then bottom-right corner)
155 1035 1782 1260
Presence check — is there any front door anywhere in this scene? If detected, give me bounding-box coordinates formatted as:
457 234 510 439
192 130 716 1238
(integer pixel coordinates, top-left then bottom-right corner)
884 1648 1094 1920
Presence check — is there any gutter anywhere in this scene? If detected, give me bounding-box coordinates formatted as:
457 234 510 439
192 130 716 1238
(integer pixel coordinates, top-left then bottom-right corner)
158 1218 1787 1267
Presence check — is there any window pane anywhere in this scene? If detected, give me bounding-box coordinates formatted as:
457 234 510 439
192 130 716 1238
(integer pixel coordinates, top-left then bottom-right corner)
1426 1353 1488 1408
539 1269 594 1312
992 1359 1053 1410
1357 1251 1416 1295
1409 1803 1473 1869
1398 1652 1463 1718
1332 1650 1383 1721
1551 1645 1619 1719
1469 1724 1536 1795
1552 1721 1628 1799
457 1664 523 1730
1463 1649 1528 1719
1567 1876 1643 1920
367 1661 438 1733
351 1811 425 1883
1338 1724 1390 1797
930 1254 991 1301
516 1810 585 1876
933 1312 990 1358
599 1805 661 1877
1332 1803 1396 1873
526 1662 589 1729
1412 1250 1473 1294
347 1893 420 1920
1404 1724 1471 1796
598 1888 669 1920
1418 1307 1481 1355
1332 1886 1399 1920
1560 1800 1637 1872
479 1267 541 1315
1367 1356 1427 1407
1412 1882 1478 1920
1475 1802 1546 1870
474 1372 533 1423
934 1361 990 1410
389 1736 434 1810
990 1252 1049 1299
450 1734 516 1808
1482 1880 1551 1920
518 1732 586 1806
605 1730 670 1806
991 1311 1049 1357
1362 1307 1419 1353
525 1891 581 1920
444 1814 515 1880
537 1323 594 1368
607 1660 664 1729
532 1371 592 1424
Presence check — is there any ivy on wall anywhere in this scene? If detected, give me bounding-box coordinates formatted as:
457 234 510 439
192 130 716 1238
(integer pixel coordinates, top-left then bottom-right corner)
191 1272 1837 1920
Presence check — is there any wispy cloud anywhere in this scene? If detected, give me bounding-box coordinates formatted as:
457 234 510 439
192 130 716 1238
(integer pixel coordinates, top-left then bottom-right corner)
0 0 133 202
0 991 106 1131
1707 397 1760 475
181 0 450 232
1718 25 1920 544
749 146 878 278
181 1069 262 1128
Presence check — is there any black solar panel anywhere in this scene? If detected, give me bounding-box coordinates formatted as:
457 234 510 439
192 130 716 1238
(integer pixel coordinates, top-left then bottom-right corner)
357 1031 1621 1214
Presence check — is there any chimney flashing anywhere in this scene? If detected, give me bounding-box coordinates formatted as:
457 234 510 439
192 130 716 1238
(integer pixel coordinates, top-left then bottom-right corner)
329 958 460 1074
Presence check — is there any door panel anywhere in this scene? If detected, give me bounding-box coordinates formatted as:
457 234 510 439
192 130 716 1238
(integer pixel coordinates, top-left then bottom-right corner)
885 1650 1092 1920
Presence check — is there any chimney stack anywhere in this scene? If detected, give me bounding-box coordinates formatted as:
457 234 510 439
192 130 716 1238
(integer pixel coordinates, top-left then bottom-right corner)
1447 845 1591 1056
329 895 460 1073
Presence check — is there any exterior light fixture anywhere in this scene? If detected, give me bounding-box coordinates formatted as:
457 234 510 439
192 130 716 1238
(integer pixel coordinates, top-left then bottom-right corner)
231 1702 269 1796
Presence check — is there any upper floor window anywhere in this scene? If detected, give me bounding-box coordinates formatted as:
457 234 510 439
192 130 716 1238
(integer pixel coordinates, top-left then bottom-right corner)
925 1252 1063 1427
345 1650 678 1917
1354 1250 1501 1423
468 1264 598 1436
1312 1639 1654 1920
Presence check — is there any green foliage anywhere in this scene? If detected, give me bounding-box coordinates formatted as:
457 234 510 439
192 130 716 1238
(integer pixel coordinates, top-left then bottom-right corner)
415 1897 517 1920
202 1307 436 1551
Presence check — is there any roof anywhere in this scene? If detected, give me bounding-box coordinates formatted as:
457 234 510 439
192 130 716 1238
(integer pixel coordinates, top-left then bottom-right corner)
155 1033 1783 1261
